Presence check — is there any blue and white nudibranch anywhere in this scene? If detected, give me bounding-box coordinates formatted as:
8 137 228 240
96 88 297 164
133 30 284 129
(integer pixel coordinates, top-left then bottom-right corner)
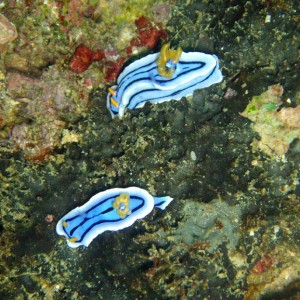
56 187 173 248
107 43 223 118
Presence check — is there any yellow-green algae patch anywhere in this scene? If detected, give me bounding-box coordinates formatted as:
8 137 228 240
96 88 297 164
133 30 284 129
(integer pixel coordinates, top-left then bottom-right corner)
241 84 300 157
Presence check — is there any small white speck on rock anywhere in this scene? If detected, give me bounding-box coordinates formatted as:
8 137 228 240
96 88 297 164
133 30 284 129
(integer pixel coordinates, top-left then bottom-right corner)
190 151 197 161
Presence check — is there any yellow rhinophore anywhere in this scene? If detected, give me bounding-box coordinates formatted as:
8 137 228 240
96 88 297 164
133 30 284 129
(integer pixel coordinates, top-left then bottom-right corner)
62 221 68 228
157 43 182 79
68 237 78 243
113 193 131 219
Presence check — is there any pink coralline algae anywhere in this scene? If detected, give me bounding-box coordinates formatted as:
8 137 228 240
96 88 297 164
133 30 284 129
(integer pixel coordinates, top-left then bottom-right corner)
6 67 89 161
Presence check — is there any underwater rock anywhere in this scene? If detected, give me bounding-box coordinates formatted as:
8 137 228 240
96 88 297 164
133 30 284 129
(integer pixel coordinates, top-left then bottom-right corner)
11 121 64 161
1 1 299 299
168 198 243 252
4 53 42 76
6 66 89 160
245 242 300 300
105 15 168 83
0 73 26 131
241 84 300 156
0 13 17 45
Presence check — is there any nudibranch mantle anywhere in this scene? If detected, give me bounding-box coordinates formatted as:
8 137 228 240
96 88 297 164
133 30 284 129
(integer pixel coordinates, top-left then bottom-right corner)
107 44 223 118
56 187 173 248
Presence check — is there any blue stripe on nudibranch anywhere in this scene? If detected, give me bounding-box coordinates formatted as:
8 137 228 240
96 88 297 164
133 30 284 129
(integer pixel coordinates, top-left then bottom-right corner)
56 187 173 248
107 45 223 118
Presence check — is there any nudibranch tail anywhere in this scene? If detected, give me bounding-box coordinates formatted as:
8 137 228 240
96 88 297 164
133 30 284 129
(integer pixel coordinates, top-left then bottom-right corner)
154 196 173 210
157 43 182 79
56 187 173 248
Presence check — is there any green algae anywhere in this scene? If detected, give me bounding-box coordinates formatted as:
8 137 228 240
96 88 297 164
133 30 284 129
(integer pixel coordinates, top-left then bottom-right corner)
241 85 282 117
241 85 300 157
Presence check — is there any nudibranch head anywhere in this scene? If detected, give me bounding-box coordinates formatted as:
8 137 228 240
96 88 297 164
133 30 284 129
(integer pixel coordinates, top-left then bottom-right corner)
113 193 131 218
157 43 182 79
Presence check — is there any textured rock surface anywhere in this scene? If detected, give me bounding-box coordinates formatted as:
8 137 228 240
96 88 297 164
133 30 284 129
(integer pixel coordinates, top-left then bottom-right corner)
0 13 17 45
169 199 243 252
241 84 300 156
0 0 299 299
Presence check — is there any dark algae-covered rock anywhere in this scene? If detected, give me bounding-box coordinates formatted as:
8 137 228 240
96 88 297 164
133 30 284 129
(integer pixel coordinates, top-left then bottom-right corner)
0 0 299 299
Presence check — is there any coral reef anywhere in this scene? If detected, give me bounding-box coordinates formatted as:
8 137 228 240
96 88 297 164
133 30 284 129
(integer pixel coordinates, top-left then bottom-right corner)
0 0 299 299
0 0 170 160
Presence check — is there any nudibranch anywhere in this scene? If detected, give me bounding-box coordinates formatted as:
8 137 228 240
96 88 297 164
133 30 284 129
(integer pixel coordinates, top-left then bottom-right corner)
56 187 173 248
107 43 223 118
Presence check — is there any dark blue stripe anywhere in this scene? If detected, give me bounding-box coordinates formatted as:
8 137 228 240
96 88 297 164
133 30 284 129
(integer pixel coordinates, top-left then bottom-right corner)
130 63 217 109
119 61 204 104
63 194 145 243
76 199 145 243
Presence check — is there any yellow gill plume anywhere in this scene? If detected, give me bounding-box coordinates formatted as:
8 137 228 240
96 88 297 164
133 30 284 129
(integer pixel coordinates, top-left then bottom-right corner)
157 43 182 79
